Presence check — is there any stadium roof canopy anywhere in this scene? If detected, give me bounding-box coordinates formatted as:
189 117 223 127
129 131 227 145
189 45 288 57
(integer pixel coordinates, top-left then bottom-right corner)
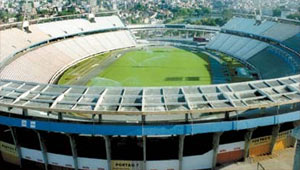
0 74 299 115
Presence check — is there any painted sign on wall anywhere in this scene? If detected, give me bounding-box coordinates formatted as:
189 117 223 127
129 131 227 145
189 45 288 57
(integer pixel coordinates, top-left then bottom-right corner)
111 160 143 170
0 141 20 165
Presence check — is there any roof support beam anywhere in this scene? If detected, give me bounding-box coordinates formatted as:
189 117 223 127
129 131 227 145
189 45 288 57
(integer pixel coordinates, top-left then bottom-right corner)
249 83 275 102
13 85 41 104
161 89 168 111
181 88 191 110
117 89 125 112
50 88 72 108
22 85 50 106
141 89 145 112
217 86 236 107
94 89 107 111
71 87 89 110
226 85 248 107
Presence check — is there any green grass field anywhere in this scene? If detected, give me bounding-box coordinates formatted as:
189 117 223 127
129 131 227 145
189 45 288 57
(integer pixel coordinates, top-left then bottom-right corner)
58 52 111 85
87 47 211 87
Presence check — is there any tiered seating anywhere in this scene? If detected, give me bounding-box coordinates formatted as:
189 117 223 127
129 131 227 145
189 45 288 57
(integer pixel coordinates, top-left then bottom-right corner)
207 18 300 79
0 31 136 83
0 27 49 62
0 15 125 63
223 17 275 35
94 34 115 51
247 46 296 78
223 17 300 41
283 33 300 53
262 23 300 41
34 15 124 38
206 33 267 61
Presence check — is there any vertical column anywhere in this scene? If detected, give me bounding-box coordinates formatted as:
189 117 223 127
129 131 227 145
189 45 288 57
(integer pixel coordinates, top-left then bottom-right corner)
98 114 102 123
22 109 28 116
270 125 280 154
9 127 22 168
212 132 222 170
178 135 185 170
104 136 112 170
68 134 78 170
244 128 255 161
143 136 147 170
36 131 48 170
58 112 63 121
293 140 300 170
185 113 189 122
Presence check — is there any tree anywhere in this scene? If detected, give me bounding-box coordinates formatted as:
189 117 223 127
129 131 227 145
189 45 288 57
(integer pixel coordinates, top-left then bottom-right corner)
222 9 233 20
273 8 281 17
287 13 300 20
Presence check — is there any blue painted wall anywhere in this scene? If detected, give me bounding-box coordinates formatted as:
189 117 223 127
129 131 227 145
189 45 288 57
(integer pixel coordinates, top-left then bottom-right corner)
0 111 299 136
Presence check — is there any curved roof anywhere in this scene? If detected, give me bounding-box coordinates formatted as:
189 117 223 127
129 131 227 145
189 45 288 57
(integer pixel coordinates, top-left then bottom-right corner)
0 74 299 115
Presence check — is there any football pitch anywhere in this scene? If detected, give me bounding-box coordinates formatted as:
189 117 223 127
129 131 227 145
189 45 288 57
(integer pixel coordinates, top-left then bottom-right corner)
87 47 211 87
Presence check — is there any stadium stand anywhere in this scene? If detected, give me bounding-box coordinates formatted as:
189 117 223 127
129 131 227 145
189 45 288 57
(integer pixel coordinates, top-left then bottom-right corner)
223 17 300 41
206 33 268 61
0 30 136 83
0 15 123 64
33 15 124 38
283 33 300 53
247 46 296 79
0 28 48 62
207 17 300 79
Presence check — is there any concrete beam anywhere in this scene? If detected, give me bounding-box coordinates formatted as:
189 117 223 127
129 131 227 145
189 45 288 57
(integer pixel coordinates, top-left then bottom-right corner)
36 131 48 170
270 125 281 154
104 136 112 170
68 134 78 170
294 140 300 170
212 132 222 170
244 128 255 161
178 135 185 170
143 136 147 170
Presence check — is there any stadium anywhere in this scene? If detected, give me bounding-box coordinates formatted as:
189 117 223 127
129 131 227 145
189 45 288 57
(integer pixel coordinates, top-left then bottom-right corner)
0 12 300 170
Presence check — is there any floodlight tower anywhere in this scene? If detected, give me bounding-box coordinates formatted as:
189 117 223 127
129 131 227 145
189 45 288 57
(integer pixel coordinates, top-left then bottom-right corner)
253 0 262 24
22 0 30 32
88 0 97 22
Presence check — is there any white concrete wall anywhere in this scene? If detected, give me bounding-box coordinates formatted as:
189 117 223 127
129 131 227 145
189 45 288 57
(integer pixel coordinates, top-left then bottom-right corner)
182 150 213 170
147 159 179 170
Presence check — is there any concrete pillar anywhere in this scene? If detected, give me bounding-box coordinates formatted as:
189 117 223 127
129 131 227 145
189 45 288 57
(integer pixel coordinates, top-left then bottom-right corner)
178 135 185 170
68 134 78 170
292 127 300 170
270 125 280 154
9 127 22 168
142 115 146 124
22 109 28 116
143 136 147 170
58 112 63 120
185 114 189 122
98 114 102 123
212 132 222 170
104 136 112 170
244 128 255 161
36 131 48 170
294 140 300 170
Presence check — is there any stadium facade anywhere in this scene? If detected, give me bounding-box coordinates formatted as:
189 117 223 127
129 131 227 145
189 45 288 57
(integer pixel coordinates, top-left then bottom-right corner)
0 13 300 170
